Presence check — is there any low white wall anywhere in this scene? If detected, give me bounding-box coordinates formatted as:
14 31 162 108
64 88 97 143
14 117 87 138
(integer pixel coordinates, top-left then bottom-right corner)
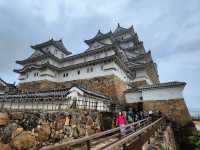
125 85 185 103
142 86 184 101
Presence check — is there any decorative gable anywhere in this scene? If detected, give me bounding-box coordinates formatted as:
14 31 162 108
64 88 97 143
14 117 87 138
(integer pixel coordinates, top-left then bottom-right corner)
0 79 7 87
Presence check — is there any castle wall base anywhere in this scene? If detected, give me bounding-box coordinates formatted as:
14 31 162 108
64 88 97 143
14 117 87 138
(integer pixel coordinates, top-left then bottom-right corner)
143 99 192 127
18 75 128 104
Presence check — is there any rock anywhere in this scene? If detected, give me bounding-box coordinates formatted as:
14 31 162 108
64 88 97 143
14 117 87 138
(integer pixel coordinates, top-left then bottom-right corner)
11 131 36 150
20 114 39 130
55 117 65 131
46 113 56 122
78 127 85 137
11 127 24 138
0 142 13 150
70 115 78 126
80 113 87 124
2 122 18 143
36 123 51 142
86 115 93 126
86 127 95 136
9 112 24 120
72 127 79 138
0 113 9 126
64 116 70 126
63 126 72 137
52 132 65 142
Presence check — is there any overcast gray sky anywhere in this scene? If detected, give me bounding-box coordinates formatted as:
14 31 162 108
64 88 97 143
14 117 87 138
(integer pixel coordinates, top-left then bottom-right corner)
0 0 199 110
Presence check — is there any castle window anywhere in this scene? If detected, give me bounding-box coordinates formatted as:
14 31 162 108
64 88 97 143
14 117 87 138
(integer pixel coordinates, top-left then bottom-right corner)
105 52 108 57
101 65 104 70
34 72 39 77
87 67 94 73
84 57 87 62
90 67 93 72
63 73 68 77
96 54 100 59
61 53 64 58
77 70 80 75
55 49 58 55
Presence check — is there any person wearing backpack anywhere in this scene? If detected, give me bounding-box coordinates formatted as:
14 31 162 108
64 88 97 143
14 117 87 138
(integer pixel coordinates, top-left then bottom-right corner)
127 108 134 124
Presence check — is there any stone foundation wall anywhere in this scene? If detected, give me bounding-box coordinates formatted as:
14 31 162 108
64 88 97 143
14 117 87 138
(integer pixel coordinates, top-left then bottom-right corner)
143 125 177 150
18 75 128 104
0 110 113 150
143 99 192 127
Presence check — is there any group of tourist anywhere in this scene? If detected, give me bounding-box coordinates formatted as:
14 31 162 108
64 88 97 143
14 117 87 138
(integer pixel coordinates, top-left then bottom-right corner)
114 108 161 135
115 108 149 127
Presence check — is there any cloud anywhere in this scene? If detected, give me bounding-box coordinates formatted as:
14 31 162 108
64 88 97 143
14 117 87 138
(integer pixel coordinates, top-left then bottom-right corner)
157 50 200 109
0 0 199 109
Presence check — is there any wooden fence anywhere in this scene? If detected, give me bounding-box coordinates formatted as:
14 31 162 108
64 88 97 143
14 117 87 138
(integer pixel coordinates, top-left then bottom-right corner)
0 97 110 112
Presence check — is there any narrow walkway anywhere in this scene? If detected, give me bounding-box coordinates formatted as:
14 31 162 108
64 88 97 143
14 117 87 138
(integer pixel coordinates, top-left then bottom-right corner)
41 117 164 150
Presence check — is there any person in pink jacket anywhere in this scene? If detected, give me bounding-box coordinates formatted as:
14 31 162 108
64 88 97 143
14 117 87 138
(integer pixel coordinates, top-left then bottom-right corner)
116 111 127 126
116 112 127 135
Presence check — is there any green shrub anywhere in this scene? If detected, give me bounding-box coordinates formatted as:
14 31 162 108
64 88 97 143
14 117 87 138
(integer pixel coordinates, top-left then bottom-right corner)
189 131 200 150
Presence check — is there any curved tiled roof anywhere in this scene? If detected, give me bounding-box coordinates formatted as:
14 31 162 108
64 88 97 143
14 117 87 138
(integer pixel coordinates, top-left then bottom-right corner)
84 30 112 45
31 38 72 55
142 82 186 90
14 55 117 73
125 81 186 93
113 23 134 36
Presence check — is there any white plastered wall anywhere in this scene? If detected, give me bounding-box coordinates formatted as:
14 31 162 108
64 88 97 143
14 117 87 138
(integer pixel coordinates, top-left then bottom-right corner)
142 86 184 101
125 85 185 103
134 69 153 85
19 61 130 83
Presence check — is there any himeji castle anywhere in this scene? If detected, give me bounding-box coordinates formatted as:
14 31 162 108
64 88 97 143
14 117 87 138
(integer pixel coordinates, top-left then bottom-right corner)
14 24 159 86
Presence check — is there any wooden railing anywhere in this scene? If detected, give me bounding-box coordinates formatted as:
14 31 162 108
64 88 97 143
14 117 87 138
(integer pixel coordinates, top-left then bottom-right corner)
103 117 164 150
40 117 155 150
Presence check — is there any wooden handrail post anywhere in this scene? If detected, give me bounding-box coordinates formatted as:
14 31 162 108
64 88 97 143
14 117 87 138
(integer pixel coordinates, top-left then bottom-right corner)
87 140 90 150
